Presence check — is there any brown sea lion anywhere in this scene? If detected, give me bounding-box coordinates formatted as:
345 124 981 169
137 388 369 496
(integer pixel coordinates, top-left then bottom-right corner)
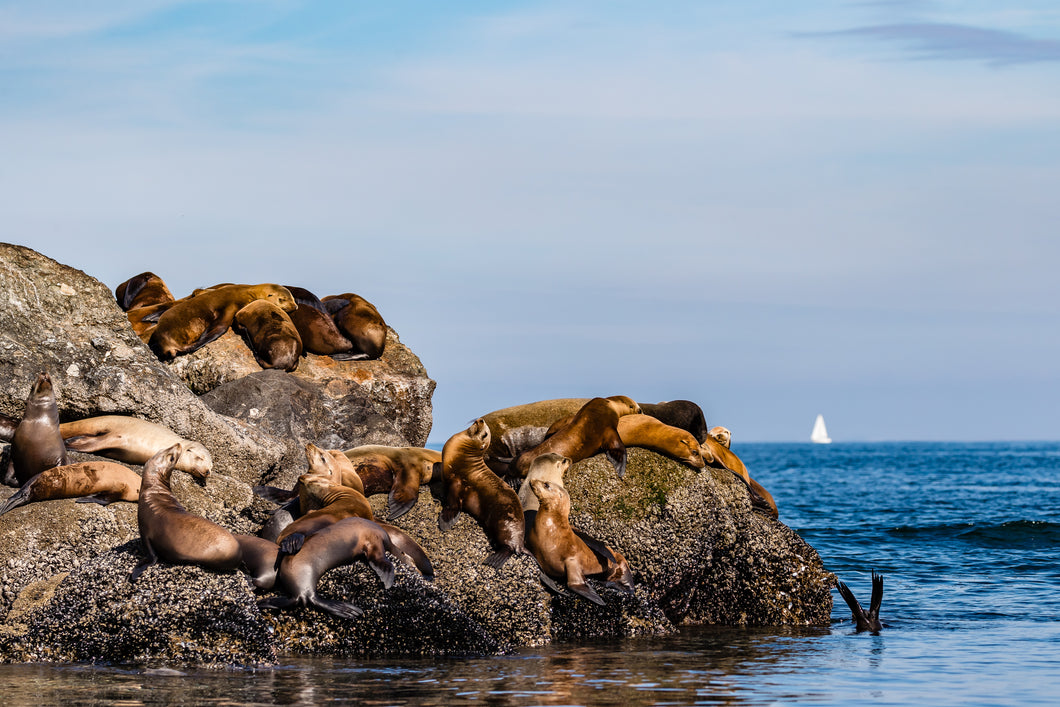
481 398 603 463
616 414 705 469
257 517 398 619
126 301 176 338
434 419 527 569
59 415 211 481
748 476 779 519
0 461 142 516
283 285 361 359
698 437 778 518
526 479 634 605
836 571 884 633
147 284 297 360
320 293 387 360
129 444 241 582
709 425 731 449
234 534 280 589
341 445 441 520
6 373 68 487
233 299 303 372
639 400 710 443
115 272 175 312
511 396 641 479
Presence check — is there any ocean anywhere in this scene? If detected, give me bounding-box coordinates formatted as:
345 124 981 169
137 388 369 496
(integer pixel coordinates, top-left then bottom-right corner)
1 441 1057 705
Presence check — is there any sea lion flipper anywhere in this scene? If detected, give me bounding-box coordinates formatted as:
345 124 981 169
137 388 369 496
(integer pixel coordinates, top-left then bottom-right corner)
377 523 434 579
836 580 867 626
62 434 105 453
370 558 396 589
75 493 116 506
129 540 158 583
438 506 460 531
328 351 370 361
253 485 299 504
279 532 306 557
571 527 616 566
567 580 605 606
604 438 627 478
522 509 538 543
311 596 364 619
870 571 884 619
257 595 296 611
538 571 566 595
0 477 36 516
483 548 512 569
386 483 418 521
2 459 19 488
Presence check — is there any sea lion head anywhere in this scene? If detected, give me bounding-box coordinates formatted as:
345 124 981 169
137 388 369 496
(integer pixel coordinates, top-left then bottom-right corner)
179 441 213 482
677 431 706 469
304 442 337 479
530 479 570 515
29 372 55 404
606 395 641 417
527 453 571 480
709 426 732 449
261 285 298 313
698 441 716 465
144 442 185 488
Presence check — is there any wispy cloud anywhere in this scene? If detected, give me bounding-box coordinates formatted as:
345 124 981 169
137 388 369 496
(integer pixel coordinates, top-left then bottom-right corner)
810 21 1060 65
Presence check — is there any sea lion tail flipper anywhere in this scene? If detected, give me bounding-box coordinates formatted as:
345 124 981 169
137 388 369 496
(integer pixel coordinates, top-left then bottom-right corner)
386 484 418 521
62 434 104 453
0 477 38 516
483 548 512 569
870 571 884 619
568 580 606 606
538 571 566 595
377 522 434 579
370 558 396 589
257 595 297 612
139 308 164 324
253 485 299 504
312 596 365 619
438 507 460 532
75 493 118 506
328 351 370 362
279 532 307 557
835 580 867 625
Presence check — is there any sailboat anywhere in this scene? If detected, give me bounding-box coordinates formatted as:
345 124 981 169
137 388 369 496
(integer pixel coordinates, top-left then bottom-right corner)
811 414 832 444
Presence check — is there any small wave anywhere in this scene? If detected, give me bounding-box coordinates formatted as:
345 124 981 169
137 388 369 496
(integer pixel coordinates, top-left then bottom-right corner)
889 520 1060 547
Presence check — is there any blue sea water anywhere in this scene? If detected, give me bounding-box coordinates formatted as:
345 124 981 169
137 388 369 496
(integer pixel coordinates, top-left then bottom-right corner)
1 442 1057 705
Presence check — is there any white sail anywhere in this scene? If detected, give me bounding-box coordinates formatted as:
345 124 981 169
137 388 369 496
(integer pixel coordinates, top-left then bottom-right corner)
811 414 831 444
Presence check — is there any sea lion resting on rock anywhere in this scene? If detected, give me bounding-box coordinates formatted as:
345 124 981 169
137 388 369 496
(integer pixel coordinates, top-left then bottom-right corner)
511 396 641 479
526 479 634 605
115 271 175 312
147 283 297 360
434 419 528 569
60 415 212 480
639 400 711 444
6 372 68 487
130 444 241 582
233 299 303 372
258 517 400 619
0 461 142 516
283 286 360 359
616 414 705 469
481 398 610 463
321 293 387 360
709 425 731 449
342 445 441 520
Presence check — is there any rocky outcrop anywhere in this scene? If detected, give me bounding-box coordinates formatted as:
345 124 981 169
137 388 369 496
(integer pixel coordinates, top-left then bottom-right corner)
0 243 833 668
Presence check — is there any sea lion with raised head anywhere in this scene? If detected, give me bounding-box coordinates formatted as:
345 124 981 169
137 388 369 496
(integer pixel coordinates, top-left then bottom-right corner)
511 396 640 479
342 445 442 520
147 284 297 360
258 516 399 619
320 293 387 360
129 444 241 582
517 453 571 513
526 479 634 605
0 461 143 516
638 400 710 443
59 415 211 481
709 426 731 449
836 571 884 633
616 414 705 469
5 373 68 487
435 419 527 569
233 299 303 372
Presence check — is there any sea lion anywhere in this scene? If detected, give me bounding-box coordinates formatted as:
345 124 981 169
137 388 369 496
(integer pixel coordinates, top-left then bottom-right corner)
115 272 175 312
615 414 705 469
709 426 731 449
639 400 710 443
320 293 387 360
748 477 779 519
129 444 241 582
147 284 297 360
435 419 527 569
481 398 608 463
59 415 212 481
284 286 357 358
257 517 398 619
511 396 641 479
342 445 441 520
836 571 884 633
233 299 303 372
517 453 571 513
6 373 68 487
0 461 142 516
526 479 634 605
699 436 750 484
234 534 280 589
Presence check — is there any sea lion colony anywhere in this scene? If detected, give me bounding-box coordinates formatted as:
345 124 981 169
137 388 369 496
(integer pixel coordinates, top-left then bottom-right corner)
0 367 781 617
0 272 788 618
115 271 388 369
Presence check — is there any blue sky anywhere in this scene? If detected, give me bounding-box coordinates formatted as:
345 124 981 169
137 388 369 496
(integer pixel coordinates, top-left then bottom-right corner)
3 1 1058 443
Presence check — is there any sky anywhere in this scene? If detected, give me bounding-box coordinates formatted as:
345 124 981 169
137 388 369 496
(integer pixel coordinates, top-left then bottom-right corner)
2 1 1058 443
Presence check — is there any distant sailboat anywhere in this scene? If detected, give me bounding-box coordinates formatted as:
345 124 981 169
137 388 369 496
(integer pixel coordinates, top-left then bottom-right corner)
811 414 832 444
